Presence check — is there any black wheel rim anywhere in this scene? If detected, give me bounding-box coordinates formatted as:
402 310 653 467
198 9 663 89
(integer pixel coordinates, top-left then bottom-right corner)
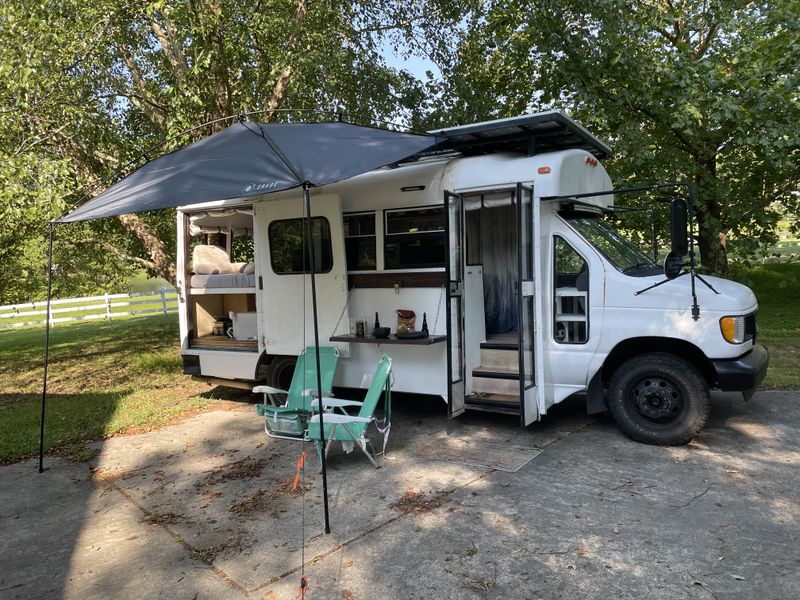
628 375 687 427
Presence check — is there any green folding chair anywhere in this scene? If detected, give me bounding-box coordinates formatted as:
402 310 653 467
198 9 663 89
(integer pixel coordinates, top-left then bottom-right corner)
254 346 339 439
305 354 393 469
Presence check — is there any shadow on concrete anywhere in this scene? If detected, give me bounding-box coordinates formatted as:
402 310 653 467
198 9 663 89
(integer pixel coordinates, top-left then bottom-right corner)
2 389 798 599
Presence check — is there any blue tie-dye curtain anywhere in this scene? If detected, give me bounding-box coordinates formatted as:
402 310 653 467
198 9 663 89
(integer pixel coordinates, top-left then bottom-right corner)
475 205 518 333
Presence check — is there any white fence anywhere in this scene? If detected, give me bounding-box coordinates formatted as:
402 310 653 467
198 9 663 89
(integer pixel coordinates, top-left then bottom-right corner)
0 289 179 329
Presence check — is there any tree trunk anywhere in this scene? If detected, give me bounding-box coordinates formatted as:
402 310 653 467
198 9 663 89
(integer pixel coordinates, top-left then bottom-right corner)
117 214 177 285
693 157 728 274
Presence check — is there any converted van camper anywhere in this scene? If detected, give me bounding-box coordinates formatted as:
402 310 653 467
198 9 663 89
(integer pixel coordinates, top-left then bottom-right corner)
176 112 767 445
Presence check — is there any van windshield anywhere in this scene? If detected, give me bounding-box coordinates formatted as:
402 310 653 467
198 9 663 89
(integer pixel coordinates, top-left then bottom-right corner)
562 213 661 275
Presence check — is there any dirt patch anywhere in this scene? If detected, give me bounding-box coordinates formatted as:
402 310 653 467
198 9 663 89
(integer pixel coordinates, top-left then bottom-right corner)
389 488 449 514
90 467 137 483
196 456 267 488
143 510 181 525
229 479 312 517
190 535 245 564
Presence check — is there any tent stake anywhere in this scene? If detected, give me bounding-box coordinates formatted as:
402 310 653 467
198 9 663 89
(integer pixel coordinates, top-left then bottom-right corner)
39 222 55 473
304 184 332 534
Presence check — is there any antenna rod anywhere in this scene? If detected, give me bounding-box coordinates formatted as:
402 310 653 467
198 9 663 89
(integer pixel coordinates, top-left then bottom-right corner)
688 185 700 320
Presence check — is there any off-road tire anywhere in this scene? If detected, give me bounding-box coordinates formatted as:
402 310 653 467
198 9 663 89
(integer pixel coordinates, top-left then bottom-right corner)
608 352 710 446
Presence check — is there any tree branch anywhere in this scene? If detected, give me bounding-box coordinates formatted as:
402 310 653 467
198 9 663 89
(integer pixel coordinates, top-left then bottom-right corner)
117 214 176 284
691 23 718 60
80 238 158 271
150 14 190 80
116 42 167 131
259 0 308 119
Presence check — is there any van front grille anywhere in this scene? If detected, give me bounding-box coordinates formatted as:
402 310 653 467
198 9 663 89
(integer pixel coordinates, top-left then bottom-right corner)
744 312 757 343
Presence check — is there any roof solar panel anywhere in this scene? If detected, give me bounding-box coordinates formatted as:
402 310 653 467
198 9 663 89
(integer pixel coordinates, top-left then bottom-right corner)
426 110 612 159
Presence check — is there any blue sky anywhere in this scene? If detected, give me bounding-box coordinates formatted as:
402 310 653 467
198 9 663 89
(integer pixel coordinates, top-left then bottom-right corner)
380 39 442 81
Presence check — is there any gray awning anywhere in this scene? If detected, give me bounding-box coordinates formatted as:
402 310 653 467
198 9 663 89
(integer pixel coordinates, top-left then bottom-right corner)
59 121 439 223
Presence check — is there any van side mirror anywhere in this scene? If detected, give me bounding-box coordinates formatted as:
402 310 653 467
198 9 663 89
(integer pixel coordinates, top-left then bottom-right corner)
663 252 684 279
670 198 689 257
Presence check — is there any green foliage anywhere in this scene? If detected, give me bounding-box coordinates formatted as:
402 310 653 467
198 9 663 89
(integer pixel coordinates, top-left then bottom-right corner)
0 0 462 303
425 0 800 273
727 262 800 389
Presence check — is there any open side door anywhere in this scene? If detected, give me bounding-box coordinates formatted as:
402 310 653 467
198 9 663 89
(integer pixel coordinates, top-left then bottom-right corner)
516 183 544 425
445 190 465 418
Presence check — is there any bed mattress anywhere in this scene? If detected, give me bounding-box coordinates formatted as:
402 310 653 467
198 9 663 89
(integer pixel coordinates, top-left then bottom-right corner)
190 273 256 289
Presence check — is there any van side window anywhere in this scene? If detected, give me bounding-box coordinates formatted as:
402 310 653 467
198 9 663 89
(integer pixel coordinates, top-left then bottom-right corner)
553 236 588 344
343 212 376 271
269 217 333 274
384 207 446 270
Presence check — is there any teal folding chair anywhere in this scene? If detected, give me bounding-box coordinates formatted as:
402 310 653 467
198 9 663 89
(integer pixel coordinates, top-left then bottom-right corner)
254 346 339 439
305 354 393 469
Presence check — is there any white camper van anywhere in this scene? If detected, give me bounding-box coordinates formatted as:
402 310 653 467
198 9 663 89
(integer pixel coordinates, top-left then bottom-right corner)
176 113 767 445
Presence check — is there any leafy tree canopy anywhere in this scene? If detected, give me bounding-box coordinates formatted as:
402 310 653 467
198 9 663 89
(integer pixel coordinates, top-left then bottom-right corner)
425 0 800 272
0 0 458 303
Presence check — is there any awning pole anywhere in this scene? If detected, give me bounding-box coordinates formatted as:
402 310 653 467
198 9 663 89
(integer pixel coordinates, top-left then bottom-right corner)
304 184 331 534
39 222 55 473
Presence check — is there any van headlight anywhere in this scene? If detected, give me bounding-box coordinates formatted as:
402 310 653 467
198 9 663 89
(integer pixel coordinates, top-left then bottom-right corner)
720 315 746 344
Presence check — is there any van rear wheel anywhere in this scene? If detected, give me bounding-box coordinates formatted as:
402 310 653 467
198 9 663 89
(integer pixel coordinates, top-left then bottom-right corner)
264 356 297 393
608 353 710 446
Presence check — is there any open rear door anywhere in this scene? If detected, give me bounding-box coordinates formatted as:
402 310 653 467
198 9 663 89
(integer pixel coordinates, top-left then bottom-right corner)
516 183 544 425
255 193 348 355
445 190 465 418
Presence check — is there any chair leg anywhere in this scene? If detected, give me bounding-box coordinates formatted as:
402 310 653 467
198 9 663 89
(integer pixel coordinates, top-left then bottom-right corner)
358 436 380 469
315 424 337 473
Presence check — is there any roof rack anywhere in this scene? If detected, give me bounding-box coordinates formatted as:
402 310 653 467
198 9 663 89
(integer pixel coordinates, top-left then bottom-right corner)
426 110 612 159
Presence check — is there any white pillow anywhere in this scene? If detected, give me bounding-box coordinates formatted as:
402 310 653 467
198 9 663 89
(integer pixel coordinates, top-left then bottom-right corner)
193 263 220 275
192 244 231 273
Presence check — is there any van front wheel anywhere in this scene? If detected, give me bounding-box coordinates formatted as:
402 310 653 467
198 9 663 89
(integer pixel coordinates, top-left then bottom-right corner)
608 353 710 446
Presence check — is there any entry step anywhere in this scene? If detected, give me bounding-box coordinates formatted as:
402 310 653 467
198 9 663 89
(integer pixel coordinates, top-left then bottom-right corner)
472 374 520 395
472 367 519 380
465 393 520 415
478 347 520 370
480 340 518 351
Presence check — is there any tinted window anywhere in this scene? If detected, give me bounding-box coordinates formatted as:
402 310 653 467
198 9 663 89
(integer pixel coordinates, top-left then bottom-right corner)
384 207 445 270
343 212 376 271
269 217 333 274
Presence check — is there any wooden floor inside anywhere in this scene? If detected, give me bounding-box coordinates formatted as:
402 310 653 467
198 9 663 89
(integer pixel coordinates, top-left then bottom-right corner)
191 335 258 351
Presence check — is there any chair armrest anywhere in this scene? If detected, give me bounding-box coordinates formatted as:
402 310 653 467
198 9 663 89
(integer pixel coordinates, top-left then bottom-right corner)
308 414 372 424
252 385 288 395
310 397 363 410
302 388 336 399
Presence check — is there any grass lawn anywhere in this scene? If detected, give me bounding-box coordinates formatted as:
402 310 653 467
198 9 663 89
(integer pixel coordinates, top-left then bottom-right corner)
0 263 797 464
0 314 244 464
728 262 800 389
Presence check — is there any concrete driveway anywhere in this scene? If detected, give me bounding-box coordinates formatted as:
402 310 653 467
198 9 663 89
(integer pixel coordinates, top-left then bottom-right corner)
1 390 798 599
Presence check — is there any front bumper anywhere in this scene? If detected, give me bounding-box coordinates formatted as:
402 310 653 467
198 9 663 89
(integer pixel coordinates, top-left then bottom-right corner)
712 343 769 392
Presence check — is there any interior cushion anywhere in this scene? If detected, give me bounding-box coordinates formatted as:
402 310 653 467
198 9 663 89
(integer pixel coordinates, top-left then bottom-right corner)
192 244 232 273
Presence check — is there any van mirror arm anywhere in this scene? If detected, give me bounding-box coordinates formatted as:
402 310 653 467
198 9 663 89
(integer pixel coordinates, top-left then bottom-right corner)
692 272 719 294
634 272 686 296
